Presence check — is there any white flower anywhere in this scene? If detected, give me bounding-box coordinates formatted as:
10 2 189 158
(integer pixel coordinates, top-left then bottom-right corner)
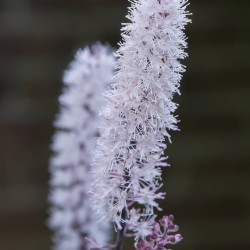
91 0 190 241
48 43 115 250
126 209 157 241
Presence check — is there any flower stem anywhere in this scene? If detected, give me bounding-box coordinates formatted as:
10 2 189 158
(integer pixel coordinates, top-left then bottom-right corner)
115 209 127 250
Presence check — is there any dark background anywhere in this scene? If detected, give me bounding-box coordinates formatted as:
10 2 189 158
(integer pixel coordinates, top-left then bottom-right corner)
0 0 249 249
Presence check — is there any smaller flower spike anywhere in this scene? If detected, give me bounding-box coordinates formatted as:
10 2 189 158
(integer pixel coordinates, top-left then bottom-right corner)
48 44 115 250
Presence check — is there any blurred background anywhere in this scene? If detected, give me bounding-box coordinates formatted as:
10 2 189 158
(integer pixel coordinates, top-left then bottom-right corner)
0 0 249 249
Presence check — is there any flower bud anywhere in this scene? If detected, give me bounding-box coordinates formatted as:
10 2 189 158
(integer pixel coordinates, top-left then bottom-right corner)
169 214 174 222
168 223 175 230
153 222 161 231
169 236 176 243
157 242 164 249
135 242 142 249
152 230 159 240
147 234 153 241
141 240 149 247
159 218 166 227
175 234 183 243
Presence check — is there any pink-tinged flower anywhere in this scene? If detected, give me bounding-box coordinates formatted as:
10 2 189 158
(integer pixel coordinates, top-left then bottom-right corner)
135 214 183 250
48 44 115 250
91 0 190 245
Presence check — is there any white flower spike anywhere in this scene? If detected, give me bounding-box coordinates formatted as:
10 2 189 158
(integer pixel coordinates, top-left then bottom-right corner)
48 44 115 250
91 0 191 245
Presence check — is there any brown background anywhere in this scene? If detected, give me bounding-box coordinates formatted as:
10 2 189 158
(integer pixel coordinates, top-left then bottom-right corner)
0 0 250 249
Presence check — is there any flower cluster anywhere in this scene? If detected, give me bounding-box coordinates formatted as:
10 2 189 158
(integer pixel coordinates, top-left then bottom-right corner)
48 44 115 250
134 214 182 250
91 0 190 242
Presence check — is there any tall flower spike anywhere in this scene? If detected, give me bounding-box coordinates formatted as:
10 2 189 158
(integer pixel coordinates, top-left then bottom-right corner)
91 0 190 245
48 44 115 250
